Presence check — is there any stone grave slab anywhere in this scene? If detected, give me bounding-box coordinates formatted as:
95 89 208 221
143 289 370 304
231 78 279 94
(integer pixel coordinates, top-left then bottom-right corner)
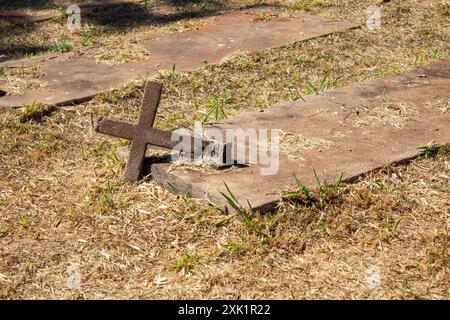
151 60 450 211
0 10 357 108
0 11 58 23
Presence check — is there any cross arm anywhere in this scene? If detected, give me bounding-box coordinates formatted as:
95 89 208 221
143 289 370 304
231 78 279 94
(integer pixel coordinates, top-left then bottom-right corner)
95 117 137 140
142 127 215 152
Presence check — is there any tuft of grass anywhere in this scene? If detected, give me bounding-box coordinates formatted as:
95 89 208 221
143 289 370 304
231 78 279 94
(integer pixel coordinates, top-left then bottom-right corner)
219 242 242 256
314 220 327 233
18 214 30 229
304 74 339 95
33 132 61 154
381 215 401 241
418 145 440 158
220 182 256 229
3 140 21 151
315 170 343 208
2 118 28 134
282 174 315 206
80 29 99 47
200 91 232 124
157 65 181 82
170 253 200 274
372 64 401 78
92 141 120 163
16 102 56 123
96 181 118 213
414 50 448 67
161 112 183 130
418 144 449 158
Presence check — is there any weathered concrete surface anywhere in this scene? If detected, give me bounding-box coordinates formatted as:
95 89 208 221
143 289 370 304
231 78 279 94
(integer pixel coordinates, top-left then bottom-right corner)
151 60 450 211
0 10 357 108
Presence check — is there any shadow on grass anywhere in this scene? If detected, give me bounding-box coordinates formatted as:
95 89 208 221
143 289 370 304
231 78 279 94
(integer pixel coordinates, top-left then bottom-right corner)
0 19 52 61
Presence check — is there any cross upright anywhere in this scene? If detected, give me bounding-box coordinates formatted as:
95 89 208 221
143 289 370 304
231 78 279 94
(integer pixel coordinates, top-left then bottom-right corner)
95 81 230 183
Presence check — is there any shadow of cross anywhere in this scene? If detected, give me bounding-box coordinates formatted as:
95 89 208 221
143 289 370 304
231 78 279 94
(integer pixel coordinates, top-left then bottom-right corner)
95 81 215 183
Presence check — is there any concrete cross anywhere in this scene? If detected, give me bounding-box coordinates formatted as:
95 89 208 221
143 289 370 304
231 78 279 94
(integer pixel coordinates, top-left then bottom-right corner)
95 81 230 182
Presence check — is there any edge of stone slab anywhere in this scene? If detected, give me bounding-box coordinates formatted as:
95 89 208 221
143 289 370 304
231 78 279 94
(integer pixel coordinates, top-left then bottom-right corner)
0 92 98 110
151 162 281 212
150 151 429 213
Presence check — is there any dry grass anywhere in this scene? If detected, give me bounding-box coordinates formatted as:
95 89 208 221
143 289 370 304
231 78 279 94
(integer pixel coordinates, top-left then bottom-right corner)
353 102 417 129
0 65 48 95
0 0 449 299
0 77 48 96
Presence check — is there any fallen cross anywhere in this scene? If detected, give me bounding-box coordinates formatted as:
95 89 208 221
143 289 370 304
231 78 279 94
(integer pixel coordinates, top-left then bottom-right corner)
0 1 142 24
95 81 230 182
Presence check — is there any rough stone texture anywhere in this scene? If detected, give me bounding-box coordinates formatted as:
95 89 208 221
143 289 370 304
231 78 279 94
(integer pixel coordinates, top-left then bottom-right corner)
0 10 357 108
151 60 450 211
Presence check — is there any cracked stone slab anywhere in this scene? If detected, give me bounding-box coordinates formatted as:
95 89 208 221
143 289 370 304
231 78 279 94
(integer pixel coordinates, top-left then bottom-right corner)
0 10 357 108
151 60 450 211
